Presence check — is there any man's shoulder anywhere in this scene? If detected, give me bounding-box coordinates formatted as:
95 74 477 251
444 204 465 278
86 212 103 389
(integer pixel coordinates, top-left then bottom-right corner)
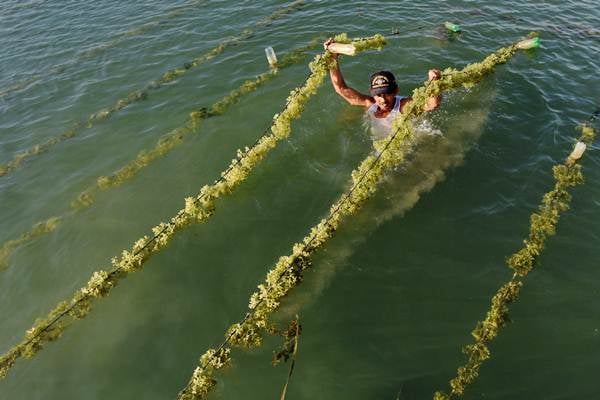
364 96 376 108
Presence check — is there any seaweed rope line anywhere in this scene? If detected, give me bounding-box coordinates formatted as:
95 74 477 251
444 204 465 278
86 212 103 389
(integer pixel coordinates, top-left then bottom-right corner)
177 115 405 397
2 72 315 358
0 38 323 271
269 42 528 267
0 0 208 99
178 36 532 398
0 0 304 177
178 51 468 397
178 73 421 398
0 35 350 377
0 85 309 380
0 33 388 377
432 123 596 400
0 0 305 178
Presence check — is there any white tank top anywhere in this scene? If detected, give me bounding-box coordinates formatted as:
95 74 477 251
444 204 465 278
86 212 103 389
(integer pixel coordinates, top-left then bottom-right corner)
367 95 407 140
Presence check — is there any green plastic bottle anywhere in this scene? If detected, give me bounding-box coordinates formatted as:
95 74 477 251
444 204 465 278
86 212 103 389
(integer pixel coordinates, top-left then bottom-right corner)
516 37 541 50
444 21 461 33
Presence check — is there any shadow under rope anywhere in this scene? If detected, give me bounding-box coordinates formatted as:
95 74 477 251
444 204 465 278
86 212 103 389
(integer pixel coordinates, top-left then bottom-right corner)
0 36 323 271
0 0 305 179
277 85 497 321
277 111 598 400
0 0 207 99
255 88 495 400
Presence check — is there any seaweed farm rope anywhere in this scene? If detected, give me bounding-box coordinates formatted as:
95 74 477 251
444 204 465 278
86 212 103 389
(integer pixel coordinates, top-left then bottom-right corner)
0 0 208 99
176 38 529 400
432 125 596 400
0 0 305 178
0 34 386 381
177 113 404 400
0 37 323 271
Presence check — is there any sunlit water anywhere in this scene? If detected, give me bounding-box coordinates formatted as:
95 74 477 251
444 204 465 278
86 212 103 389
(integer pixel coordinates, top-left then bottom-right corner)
1 1 599 399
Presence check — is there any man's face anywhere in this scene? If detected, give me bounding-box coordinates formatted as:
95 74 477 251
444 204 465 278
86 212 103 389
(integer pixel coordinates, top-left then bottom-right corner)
373 92 397 112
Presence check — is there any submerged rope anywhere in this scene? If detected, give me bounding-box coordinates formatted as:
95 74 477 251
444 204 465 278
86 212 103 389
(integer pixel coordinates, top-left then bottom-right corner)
176 36 530 400
0 0 305 178
0 34 385 381
0 0 208 98
433 123 596 400
0 37 322 271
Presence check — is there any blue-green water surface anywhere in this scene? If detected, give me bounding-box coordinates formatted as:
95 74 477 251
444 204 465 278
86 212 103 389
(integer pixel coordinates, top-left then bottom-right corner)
1 1 599 399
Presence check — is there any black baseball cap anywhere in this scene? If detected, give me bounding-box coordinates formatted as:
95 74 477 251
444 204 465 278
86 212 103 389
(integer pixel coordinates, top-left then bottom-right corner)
369 71 398 96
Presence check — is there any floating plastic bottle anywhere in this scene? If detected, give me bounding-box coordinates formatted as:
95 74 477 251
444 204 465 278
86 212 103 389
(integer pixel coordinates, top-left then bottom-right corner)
265 46 278 67
444 21 461 33
326 42 356 56
516 37 540 50
568 141 587 162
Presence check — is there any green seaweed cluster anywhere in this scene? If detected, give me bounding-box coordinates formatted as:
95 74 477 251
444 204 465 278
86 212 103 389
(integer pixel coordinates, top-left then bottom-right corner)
178 37 523 400
177 34 389 400
0 38 321 270
185 348 231 400
0 217 62 271
0 34 385 382
433 125 596 400
0 0 305 178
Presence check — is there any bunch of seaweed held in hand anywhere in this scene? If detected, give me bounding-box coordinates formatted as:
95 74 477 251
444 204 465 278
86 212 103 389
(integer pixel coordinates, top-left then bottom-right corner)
177 37 532 400
0 34 386 381
433 124 596 400
0 0 305 178
0 36 324 271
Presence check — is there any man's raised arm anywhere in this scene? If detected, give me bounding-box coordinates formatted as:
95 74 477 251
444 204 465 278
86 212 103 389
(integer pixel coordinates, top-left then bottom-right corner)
325 39 373 108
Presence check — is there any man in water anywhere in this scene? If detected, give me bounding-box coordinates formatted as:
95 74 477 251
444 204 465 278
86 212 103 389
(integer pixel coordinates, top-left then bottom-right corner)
324 38 442 139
